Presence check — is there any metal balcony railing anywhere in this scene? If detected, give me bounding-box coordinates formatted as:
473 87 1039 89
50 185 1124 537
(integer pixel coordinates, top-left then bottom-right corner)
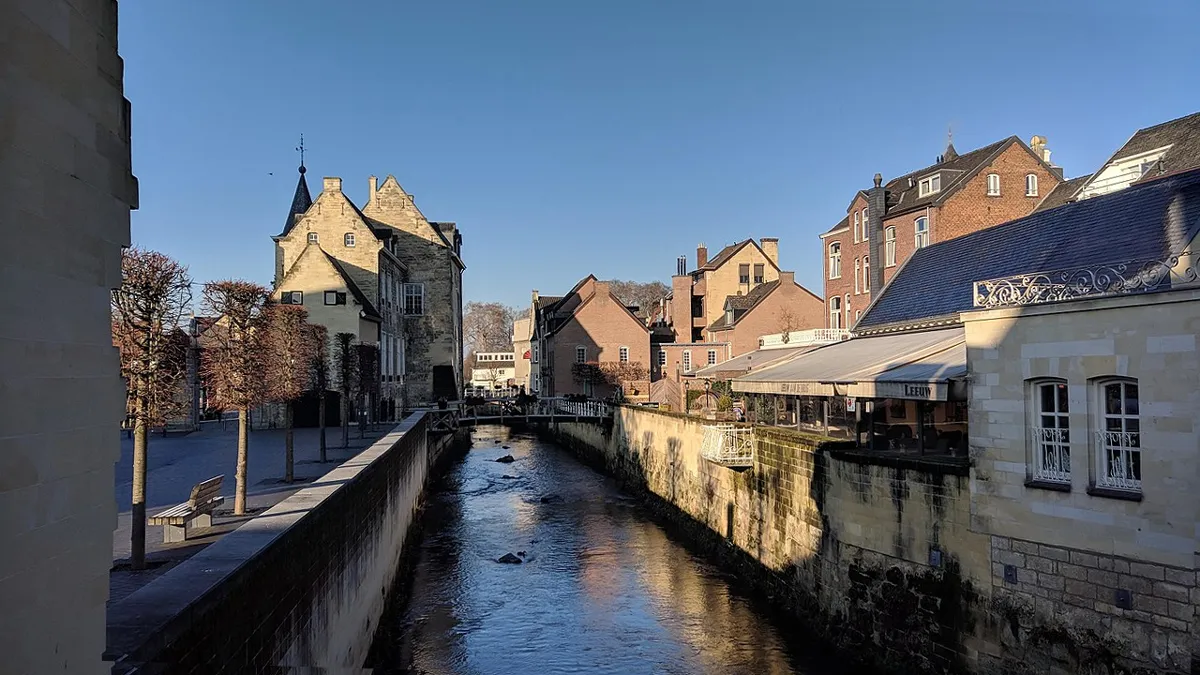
1095 430 1141 492
700 424 755 467
973 255 1198 309
1030 427 1071 484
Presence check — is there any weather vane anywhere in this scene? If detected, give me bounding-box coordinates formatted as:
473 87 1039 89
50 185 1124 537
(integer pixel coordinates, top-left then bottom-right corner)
296 133 306 170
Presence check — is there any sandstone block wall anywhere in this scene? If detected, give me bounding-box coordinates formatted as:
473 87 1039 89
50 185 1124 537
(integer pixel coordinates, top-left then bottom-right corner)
1 1 136 672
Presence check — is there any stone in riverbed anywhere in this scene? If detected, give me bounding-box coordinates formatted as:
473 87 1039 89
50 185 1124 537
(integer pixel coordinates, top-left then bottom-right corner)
495 455 515 463
497 553 523 564
501 474 518 479
539 494 562 504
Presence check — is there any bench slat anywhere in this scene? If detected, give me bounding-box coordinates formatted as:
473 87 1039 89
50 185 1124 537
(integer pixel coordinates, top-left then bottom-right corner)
187 475 224 508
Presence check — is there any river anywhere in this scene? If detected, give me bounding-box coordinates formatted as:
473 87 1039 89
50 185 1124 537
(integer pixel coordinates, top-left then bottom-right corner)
366 425 833 675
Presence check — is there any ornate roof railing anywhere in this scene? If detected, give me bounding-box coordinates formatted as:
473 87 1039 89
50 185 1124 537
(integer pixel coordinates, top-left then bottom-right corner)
973 254 1198 309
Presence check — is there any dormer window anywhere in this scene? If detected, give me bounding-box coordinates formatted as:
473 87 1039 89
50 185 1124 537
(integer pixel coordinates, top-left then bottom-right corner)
918 174 941 197
726 308 734 324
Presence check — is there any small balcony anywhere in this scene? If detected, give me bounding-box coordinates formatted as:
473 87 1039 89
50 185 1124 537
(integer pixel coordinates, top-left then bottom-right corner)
700 424 755 468
758 328 850 349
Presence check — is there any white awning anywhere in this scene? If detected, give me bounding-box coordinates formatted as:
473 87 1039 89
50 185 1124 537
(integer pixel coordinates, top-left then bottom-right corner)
732 328 966 401
691 345 818 378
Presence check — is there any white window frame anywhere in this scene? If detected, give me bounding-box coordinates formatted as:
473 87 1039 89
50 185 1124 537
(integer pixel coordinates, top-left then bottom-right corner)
1028 379 1070 484
861 207 868 240
914 217 929 249
307 232 319 244
619 346 629 363
853 259 860 294
403 283 425 316
918 174 941 197
1094 378 1141 492
532 344 539 363
829 296 842 329
281 290 303 305
853 211 861 243
682 350 692 373
1025 174 1038 197
862 256 870 292
987 173 1001 196
575 346 587 363
844 294 850 326
344 232 356 247
828 242 841 279
884 226 896 267
658 350 666 367
707 349 717 366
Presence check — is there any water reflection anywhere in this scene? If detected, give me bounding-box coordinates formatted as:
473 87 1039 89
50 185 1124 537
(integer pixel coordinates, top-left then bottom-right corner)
367 426 823 675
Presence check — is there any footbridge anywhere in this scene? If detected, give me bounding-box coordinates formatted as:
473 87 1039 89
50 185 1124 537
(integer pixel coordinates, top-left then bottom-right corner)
426 396 613 433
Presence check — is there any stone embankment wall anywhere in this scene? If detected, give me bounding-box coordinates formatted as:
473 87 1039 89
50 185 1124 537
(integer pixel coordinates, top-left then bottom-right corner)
552 405 1197 674
106 413 466 674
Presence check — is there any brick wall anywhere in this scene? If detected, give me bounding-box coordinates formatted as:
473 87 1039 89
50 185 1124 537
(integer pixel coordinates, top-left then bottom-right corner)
1 2 136 672
548 281 650 397
714 273 825 355
937 143 1061 243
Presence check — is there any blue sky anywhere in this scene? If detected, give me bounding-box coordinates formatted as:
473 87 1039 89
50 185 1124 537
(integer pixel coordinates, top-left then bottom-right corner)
121 0 1200 308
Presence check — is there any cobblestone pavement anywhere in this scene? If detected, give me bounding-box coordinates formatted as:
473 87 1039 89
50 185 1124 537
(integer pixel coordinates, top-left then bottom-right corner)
109 424 390 602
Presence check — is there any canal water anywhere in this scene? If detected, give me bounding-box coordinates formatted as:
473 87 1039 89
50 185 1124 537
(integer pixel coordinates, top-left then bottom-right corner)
366 425 836 675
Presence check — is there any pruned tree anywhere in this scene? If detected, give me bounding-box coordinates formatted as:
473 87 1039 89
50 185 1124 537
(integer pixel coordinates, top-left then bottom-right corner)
262 303 319 483
777 306 802 343
354 343 380 437
307 324 331 462
200 280 271 515
111 247 193 570
332 332 358 448
464 302 517 355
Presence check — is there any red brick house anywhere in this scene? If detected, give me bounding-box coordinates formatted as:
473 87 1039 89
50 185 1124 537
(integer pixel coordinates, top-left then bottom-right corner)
532 276 651 399
820 136 1065 329
704 271 825 357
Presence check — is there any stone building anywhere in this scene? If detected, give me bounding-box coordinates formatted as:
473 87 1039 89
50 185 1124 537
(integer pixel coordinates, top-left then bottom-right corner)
468 352 516 395
819 135 1065 329
532 276 651 399
272 170 464 412
511 315 533 391
2 1 138 672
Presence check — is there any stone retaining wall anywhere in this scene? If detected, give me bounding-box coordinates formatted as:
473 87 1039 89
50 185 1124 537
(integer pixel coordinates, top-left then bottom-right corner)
106 413 467 674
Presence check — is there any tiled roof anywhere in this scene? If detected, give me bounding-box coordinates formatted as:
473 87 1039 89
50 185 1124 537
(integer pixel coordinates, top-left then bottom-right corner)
1034 174 1092 212
699 240 750 271
1109 111 1200 180
323 252 382 321
823 215 850 236
277 167 313 237
707 281 779 331
857 167 1200 330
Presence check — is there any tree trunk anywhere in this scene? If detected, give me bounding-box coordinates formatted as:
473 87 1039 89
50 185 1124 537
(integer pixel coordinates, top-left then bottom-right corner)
318 391 327 462
340 389 349 448
284 401 294 483
234 407 249 515
130 404 148 571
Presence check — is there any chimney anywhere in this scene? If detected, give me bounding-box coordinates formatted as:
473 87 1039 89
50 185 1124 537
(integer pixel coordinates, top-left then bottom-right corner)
1030 135 1052 164
779 271 795 286
676 256 687 277
867 173 886 295
322 177 342 193
696 244 708 268
368 175 378 200
760 238 779 267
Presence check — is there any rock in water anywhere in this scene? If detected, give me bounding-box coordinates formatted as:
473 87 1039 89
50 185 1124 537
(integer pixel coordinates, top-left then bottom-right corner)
502 445 511 449
517 551 527 557
539 494 562 504
501 474 518 479
495 455 515 463
497 553 523 564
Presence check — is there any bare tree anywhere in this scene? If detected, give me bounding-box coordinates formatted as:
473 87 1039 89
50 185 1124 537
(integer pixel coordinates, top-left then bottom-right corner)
605 280 670 316
777 306 801 343
111 248 192 570
463 302 517 355
354 343 379 437
332 332 358 448
262 303 319 483
307 324 330 462
200 280 271 515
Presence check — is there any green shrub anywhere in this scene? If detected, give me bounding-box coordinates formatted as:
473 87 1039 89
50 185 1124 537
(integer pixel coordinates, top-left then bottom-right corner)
686 389 704 409
717 395 733 412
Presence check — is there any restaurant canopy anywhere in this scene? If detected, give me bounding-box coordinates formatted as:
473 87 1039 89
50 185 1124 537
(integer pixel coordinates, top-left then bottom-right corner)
731 327 967 401
692 344 819 379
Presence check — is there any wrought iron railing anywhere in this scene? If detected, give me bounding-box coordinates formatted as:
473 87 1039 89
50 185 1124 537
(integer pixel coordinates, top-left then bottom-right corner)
1094 430 1141 492
1030 427 1071 484
759 328 850 349
973 255 1197 309
699 424 755 466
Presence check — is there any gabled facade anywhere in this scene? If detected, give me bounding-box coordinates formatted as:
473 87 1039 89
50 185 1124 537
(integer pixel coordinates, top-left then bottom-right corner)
272 167 464 412
704 271 826 357
1076 110 1200 200
820 136 1065 329
532 277 651 399
666 238 783 342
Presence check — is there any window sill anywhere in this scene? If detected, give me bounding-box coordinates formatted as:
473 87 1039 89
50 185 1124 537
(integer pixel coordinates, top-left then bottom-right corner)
1025 479 1071 493
1086 485 1143 502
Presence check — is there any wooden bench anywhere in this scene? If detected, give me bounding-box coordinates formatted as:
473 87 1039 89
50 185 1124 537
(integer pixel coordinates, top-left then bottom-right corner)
148 475 224 543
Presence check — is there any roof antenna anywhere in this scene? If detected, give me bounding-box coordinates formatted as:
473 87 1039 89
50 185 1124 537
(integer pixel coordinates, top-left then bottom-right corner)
295 134 307 174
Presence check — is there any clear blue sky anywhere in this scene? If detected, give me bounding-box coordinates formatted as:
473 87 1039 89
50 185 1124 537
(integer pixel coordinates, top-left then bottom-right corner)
121 0 1200 308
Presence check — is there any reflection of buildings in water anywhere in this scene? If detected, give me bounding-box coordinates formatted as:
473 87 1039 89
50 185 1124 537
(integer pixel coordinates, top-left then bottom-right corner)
621 522 800 675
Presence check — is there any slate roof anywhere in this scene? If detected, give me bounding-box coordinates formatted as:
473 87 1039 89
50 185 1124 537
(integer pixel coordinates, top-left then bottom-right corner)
699 240 750 271
707 281 779 331
856 166 1200 331
278 167 313 236
1034 174 1092 212
322 251 382 322
1106 111 1200 181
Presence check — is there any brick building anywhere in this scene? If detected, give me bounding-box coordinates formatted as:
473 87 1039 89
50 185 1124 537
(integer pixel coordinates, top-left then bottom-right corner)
532 276 651 399
704 271 825 356
273 170 464 413
819 136 1065 329
665 238 785 343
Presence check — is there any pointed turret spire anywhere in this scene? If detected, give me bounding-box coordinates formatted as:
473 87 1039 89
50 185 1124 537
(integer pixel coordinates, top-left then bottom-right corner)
942 125 958 162
279 135 313 236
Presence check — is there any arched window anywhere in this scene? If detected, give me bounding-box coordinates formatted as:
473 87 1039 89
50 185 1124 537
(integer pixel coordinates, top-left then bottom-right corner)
828 296 842 329
575 346 587 363
344 232 356 247
828 242 842 279
987 173 1001 196
884 227 896 266
914 217 929 249
854 259 861 294
1094 378 1141 492
307 232 319 244
863 256 870 292
1025 174 1039 197
853 211 861 243
619 346 629 363
1028 379 1070 484
844 294 851 325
